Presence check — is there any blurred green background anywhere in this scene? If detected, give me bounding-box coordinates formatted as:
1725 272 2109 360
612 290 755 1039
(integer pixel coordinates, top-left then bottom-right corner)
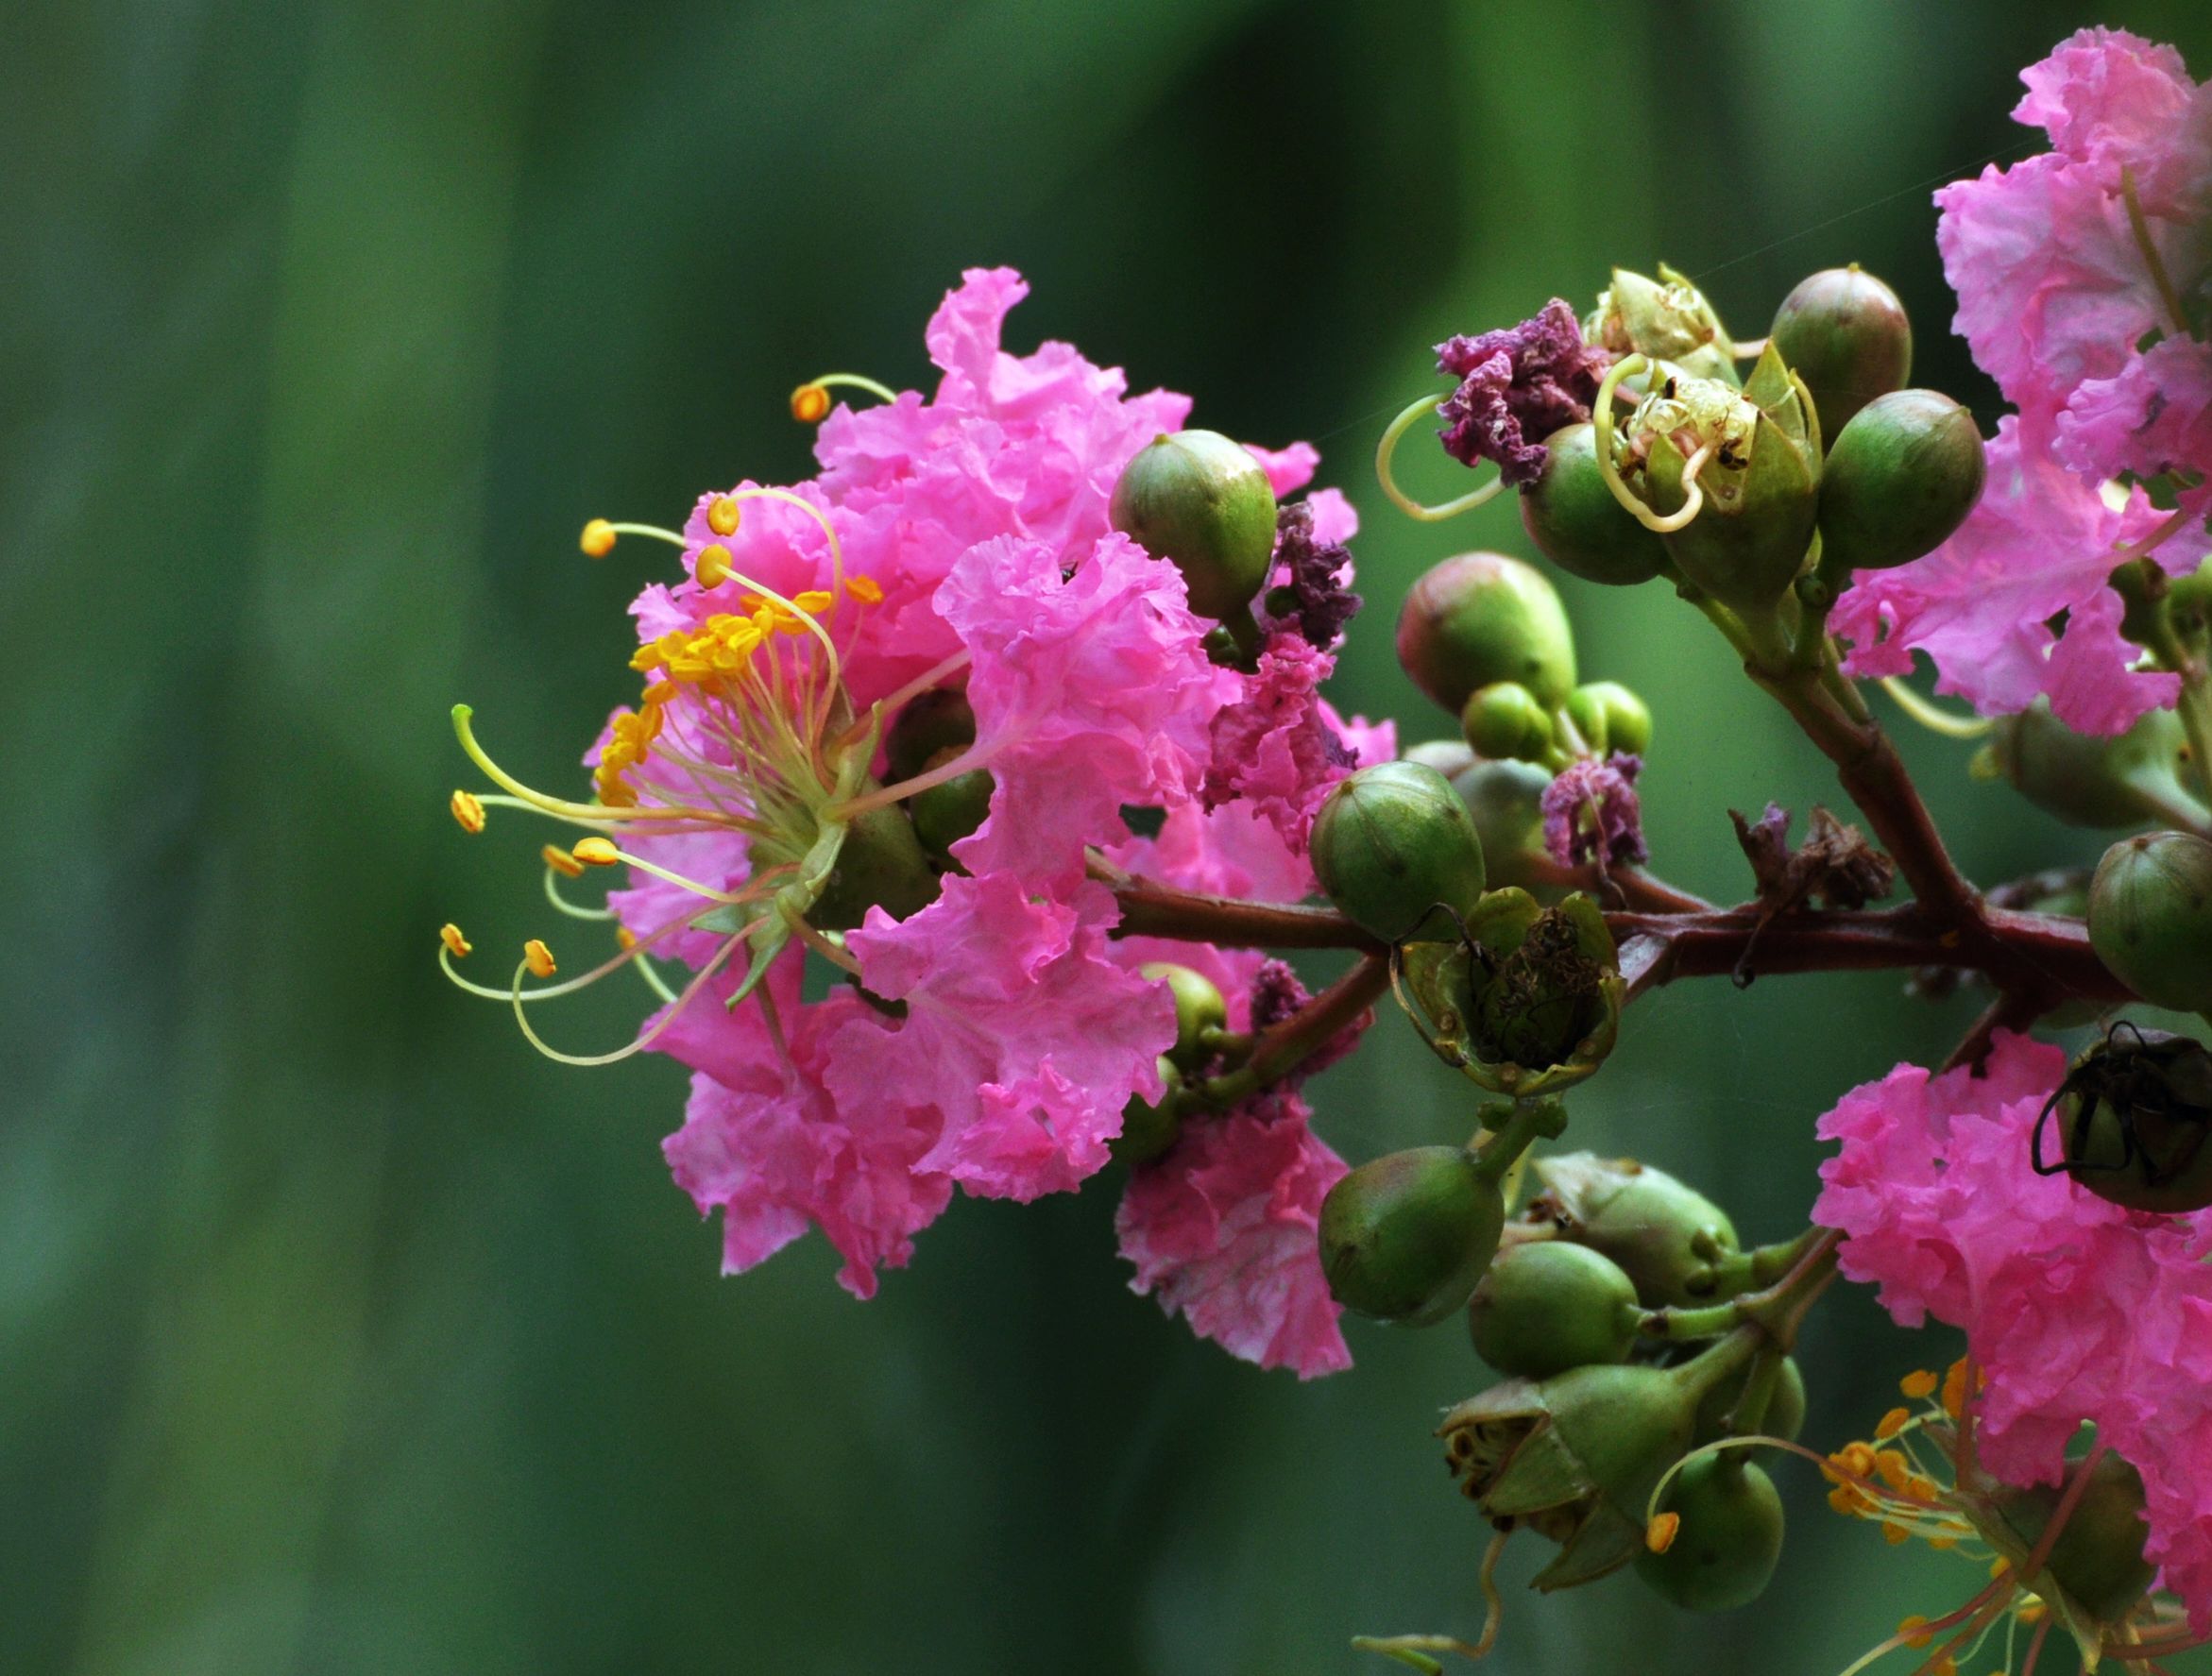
10 2 2212 1671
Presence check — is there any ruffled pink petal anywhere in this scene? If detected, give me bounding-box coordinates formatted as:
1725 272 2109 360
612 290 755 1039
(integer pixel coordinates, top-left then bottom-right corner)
2015 29 2211 208
1116 1093 1352 1379
842 873 1173 1201
2059 334 2212 485
1243 440 1320 499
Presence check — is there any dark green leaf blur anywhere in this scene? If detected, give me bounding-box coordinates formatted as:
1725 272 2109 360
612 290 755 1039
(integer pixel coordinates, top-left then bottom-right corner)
9 2 2209 1670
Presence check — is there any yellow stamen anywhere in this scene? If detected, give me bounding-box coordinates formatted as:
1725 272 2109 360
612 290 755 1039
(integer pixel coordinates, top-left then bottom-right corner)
1941 1358 1978 1419
542 843 586 879
696 545 732 587
440 923 472 957
706 495 742 536
524 939 558 979
791 383 832 424
1645 1513 1680 1554
451 788 487 834
572 837 621 867
847 575 883 604
617 926 638 950
1901 1369 1939 1400
1898 1617 1934 1649
1877 1407 1912 1441
582 517 618 558
1882 1522 1912 1546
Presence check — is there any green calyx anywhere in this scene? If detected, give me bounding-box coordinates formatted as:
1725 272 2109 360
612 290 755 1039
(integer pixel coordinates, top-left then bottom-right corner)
1520 421 1674 586
1813 389 1985 581
1627 345 1822 612
1309 761 1489 944
1319 1144 1506 1324
1462 682 1555 763
2089 831 2212 1012
1588 264 1738 386
806 796 944 931
1986 700 2205 831
1397 889 1623 1096
1982 1450 2155 1630
1636 1453 1785 1613
1565 681 1652 757
884 688 977 783
907 747 995 866
1767 264 1913 438
1112 1058 1185 1167
2044 1027 2212 1214
1694 1355 1807 1445
1452 756 1557 886
1140 961 1229 1069
1467 1238 1641 1379
1527 1153 1741 1308
1109 429 1278 625
1396 552 1579 716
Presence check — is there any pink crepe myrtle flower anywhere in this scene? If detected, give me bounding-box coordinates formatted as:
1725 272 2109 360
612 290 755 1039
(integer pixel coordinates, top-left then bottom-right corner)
1814 1031 2212 1626
1833 417 2202 734
468 267 1382 1324
1834 31 2212 733
1104 803 1370 1378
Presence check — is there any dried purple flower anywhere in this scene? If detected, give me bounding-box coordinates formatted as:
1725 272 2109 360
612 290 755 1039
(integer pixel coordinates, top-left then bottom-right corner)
1435 298 1610 486
1540 752 1648 869
1264 500 1362 648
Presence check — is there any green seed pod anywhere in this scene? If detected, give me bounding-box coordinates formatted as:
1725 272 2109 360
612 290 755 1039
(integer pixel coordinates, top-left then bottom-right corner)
1396 552 1578 716
1461 682 1555 763
1139 962 1227 1069
1467 1238 1641 1379
1636 1454 1785 1612
1319 1145 1504 1324
1440 1346 1747 1590
1112 1058 1184 1167
2041 1027 2212 1214
1989 1451 2154 1626
1531 1153 1742 1308
884 688 977 784
1814 389 1985 577
1768 264 1913 438
808 798 944 929
2089 832 2212 1012
1987 700 2203 830
1565 681 1653 757
1520 422 1674 585
1309 761 1489 944
1109 430 1278 621
906 746 995 867
1452 757 1555 885
1694 1356 1808 1445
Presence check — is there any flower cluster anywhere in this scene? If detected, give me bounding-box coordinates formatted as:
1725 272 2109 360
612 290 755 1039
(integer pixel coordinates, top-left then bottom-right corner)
1814 1032 2212 1627
1834 28 2212 733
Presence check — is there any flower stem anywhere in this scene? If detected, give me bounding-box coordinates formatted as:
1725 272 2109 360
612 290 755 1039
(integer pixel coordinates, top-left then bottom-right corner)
1195 954 1391 1108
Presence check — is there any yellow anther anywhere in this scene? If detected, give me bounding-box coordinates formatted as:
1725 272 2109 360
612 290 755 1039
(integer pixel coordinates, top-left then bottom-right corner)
617 925 638 950
524 939 557 979
1900 1369 1939 1400
1882 1522 1912 1546
542 842 586 879
1897 1616 1933 1649
439 923 472 957
572 837 620 867
791 382 832 424
2016 1599 2046 1625
846 574 883 604
1645 1513 1680 1554
451 788 487 833
1876 1407 1912 1441
1988 1558 2012 1580
793 588 835 617
1875 1449 1913 1492
696 545 732 588
1940 1358 1979 1418
582 517 618 558
706 495 742 536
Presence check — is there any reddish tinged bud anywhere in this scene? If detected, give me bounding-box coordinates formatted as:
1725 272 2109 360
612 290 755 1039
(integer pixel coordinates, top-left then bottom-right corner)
1397 552 1578 716
1768 264 1913 438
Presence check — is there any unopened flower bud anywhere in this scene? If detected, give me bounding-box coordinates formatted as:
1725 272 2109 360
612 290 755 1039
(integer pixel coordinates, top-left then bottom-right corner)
1454 757 1556 883
808 801 943 929
1309 761 1489 944
1440 1347 1742 1589
1589 265 1737 385
1989 1451 2154 1626
1396 552 1578 716
1112 1059 1184 1167
2039 1027 2212 1214
1986 700 2202 830
885 689 977 784
1565 681 1653 757
1520 422 1673 585
1109 430 1278 621
1461 682 1554 763
1467 1238 1640 1379
1635 1454 1785 1612
1140 962 1228 1069
1694 1356 1807 1445
907 748 995 867
1528 1153 1741 1308
2089 832 2212 1013
1402 738 1476 778
1814 390 1985 577
1319 1145 1504 1324
1767 265 1913 438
